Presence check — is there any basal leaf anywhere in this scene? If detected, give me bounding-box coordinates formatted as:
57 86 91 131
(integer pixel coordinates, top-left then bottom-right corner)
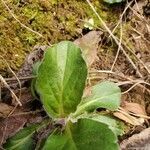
35 41 87 118
42 118 119 150
73 81 121 117
3 123 44 150
88 114 124 136
103 0 125 4
31 61 41 98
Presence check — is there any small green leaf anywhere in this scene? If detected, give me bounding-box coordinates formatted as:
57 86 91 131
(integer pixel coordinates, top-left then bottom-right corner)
35 41 87 118
84 18 94 30
3 123 44 150
31 61 41 98
42 118 119 150
73 81 121 117
103 0 125 4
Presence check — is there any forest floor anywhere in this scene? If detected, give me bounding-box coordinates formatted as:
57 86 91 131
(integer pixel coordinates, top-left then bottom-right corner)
0 0 150 149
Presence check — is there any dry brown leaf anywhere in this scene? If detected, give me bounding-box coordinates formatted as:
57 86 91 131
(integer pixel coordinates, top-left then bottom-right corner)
74 31 102 67
83 86 92 98
0 113 44 145
120 127 150 150
0 116 27 144
113 112 142 126
123 102 147 116
0 103 14 118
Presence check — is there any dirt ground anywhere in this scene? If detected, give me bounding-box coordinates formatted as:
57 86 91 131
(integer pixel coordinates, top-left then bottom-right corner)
0 0 150 149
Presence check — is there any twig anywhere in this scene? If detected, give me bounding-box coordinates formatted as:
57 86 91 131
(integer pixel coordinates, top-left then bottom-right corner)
0 75 22 106
7 104 18 117
122 81 145 94
10 109 44 117
134 0 140 13
4 76 36 82
0 56 22 102
111 24 122 71
110 0 134 36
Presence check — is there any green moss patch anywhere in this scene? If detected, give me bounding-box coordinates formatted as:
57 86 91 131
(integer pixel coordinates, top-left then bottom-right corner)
0 0 121 76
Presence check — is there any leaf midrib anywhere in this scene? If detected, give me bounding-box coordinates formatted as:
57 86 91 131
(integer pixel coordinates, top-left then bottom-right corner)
57 45 68 116
83 91 119 107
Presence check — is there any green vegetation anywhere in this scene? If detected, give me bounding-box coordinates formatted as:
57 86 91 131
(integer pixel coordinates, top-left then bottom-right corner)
0 0 121 76
4 41 124 150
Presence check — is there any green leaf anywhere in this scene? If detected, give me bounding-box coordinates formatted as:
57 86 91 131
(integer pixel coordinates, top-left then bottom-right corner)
3 123 44 150
42 118 119 150
103 0 125 4
31 61 41 98
73 81 121 117
35 41 87 118
84 18 94 30
88 114 124 136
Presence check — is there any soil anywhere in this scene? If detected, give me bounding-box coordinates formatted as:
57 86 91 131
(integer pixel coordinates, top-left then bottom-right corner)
0 0 150 149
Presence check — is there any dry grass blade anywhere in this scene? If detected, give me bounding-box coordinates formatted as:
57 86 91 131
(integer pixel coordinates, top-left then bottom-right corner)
0 56 22 102
119 107 150 120
122 81 146 94
4 76 36 82
114 111 143 126
110 0 134 36
111 24 122 71
0 75 22 106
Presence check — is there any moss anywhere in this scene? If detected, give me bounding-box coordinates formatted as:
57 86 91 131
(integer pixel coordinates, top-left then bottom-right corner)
0 0 121 76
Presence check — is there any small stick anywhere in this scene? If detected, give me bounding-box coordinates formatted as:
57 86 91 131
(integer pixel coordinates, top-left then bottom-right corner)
110 0 134 37
0 56 22 102
4 76 36 82
111 24 122 71
122 81 146 94
0 75 22 106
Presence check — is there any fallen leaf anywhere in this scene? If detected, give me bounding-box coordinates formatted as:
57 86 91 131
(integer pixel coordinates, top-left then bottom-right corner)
74 31 102 67
123 102 147 116
113 112 142 126
0 113 44 145
0 103 13 118
120 127 150 150
0 116 27 144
